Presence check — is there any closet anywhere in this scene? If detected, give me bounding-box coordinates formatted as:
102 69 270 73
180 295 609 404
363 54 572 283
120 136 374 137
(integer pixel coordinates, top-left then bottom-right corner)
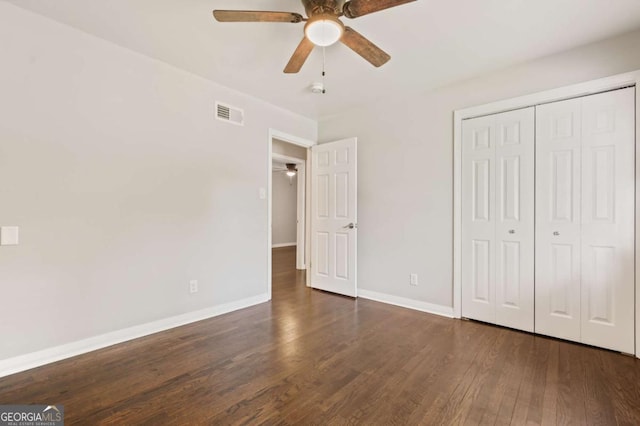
461 87 635 353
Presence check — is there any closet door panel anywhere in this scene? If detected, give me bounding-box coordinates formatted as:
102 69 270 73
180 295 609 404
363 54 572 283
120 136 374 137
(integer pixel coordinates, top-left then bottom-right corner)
580 87 635 353
535 98 582 342
462 116 496 323
495 107 535 332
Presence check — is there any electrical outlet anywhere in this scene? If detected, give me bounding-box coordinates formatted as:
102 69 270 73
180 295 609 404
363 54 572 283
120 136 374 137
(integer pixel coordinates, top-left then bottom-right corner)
189 280 198 294
410 273 418 286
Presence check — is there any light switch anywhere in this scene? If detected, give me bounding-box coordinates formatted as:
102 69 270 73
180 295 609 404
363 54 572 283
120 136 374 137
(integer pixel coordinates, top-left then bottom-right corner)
0 226 19 246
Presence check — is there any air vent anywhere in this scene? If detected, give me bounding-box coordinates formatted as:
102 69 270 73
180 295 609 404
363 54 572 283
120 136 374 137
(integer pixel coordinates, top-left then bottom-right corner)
216 101 244 126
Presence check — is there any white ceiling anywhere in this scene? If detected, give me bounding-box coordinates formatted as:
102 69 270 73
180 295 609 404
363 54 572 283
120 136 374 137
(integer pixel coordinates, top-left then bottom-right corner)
8 0 640 120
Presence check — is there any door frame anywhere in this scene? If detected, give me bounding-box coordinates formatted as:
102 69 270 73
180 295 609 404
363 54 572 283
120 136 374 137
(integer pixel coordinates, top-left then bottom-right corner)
453 70 640 357
268 129 315 298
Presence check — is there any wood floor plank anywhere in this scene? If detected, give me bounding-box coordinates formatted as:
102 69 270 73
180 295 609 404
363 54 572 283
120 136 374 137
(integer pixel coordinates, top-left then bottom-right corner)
1 246 639 424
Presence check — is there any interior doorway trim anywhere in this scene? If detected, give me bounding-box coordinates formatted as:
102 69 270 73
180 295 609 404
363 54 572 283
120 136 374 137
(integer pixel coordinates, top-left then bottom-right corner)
453 70 640 357
268 129 315 299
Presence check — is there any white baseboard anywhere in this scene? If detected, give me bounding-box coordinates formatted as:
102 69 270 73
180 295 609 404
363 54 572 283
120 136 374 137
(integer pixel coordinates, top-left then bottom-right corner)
358 289 455 318
272 242 296 248
0 293 270 378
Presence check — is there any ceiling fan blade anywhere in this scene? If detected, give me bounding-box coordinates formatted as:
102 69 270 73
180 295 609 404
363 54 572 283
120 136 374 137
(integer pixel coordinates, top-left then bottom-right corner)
343 0 415 18
283 37 315 73
213 10 303 23
341 27 390 67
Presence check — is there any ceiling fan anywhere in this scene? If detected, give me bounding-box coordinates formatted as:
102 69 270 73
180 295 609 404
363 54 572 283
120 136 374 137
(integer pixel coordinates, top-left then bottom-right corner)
273 163 299 176
212 0 416 73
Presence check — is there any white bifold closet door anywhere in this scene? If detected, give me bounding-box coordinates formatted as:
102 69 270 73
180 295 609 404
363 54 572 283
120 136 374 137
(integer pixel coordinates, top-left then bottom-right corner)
462 107 535 332
535 87 635 353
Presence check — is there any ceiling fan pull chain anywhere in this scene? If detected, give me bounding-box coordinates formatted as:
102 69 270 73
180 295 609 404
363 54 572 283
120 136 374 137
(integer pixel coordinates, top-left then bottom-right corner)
322 46 326 94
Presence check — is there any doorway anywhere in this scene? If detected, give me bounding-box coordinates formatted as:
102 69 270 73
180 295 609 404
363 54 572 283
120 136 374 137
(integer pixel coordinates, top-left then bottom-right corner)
267 130 314 298
272 153 305 268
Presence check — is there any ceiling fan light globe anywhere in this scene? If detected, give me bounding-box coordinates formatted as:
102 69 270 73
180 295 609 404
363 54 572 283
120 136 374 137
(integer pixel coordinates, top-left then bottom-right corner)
305 18 343 47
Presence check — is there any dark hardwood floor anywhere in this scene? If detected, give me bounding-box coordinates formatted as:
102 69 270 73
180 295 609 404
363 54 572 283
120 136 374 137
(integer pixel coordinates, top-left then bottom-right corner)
1 246 639 424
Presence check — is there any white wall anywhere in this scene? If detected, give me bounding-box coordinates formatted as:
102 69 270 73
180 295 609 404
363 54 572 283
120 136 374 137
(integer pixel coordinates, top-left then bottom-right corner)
319 29 640 310
272 139 307 160
0 2 316 361
272 172 297 246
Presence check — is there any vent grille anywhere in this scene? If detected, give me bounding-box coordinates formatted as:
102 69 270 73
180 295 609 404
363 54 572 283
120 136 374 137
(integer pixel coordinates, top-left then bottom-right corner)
216 101 244 126
217 104 230 120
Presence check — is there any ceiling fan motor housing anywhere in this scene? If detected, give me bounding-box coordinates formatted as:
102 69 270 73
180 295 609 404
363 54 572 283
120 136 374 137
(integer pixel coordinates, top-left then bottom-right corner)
302 0 346 17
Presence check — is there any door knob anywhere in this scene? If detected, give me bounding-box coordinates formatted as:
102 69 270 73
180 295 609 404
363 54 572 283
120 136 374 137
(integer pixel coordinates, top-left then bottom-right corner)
508 230 515 234
344 223 357 229
553 231 559 236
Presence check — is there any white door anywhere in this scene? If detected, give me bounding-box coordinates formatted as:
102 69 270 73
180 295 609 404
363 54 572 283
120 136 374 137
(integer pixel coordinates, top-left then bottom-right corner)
310 138 357 297
462 114 496 323
494 108 535 332
461 107 534 331
580 88 635 353
536 88 635 353
535 97 583 342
